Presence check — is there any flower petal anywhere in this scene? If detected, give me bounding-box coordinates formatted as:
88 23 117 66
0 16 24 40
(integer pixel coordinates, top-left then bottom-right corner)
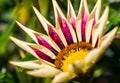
76 0 89 42
52 0 77 44
77 0 89 17
99 26 118 48
10 36 39 59
85 27 117 67
47 25 65 49
92 6 109 47
16 21 38 43
72 60 84 74
33 7 66 49
67 61 84 75
85 48 101 69
9 61 49 69
10 37 55 64
16 21 60 54
57 14 74 44
91 0 101 21
86 0 101 43
30 45 55 63
97 6 109 38
26 67 61 77
67 0 76 31
34 33 58 55
52 72 75 83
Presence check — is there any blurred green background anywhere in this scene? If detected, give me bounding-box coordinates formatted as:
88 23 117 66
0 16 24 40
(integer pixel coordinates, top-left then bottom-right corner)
0 0 120 83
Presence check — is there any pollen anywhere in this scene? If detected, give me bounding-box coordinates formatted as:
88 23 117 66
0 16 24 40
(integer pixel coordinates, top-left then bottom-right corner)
54 42 93 72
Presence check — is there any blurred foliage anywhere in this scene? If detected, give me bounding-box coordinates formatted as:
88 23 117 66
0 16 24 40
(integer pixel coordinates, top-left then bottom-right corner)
0 0 120 83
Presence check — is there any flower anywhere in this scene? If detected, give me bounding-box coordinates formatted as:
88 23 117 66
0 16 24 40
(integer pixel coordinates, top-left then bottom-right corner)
10 0 117 82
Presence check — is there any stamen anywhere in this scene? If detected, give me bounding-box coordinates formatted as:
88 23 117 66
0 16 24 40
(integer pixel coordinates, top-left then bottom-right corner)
54 42 93 72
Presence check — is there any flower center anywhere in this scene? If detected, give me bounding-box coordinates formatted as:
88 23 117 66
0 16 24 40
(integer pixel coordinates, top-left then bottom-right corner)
54 42 93 72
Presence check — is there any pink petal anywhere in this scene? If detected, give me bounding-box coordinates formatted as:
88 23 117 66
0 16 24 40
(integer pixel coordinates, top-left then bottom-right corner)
48 24 65 49
58 13 73 45
34 33 58 55
70 13 76 31
81 11 89 41
67 0 76 32
30 46 54 63
92 7 109 47
76 0 89 42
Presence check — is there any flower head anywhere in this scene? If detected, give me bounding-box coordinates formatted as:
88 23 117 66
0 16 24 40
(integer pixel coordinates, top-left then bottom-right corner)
10 0 117 82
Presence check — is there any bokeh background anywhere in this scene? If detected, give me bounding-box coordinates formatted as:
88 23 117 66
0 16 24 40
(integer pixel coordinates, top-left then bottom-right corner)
0 0 120 83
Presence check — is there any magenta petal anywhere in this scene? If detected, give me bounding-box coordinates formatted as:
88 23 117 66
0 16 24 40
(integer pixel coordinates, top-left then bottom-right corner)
70 13 76 31
58 14 73 45
81 11 88 41
48 25 65 49
34 33 58 55
81 20 86 41
31 47 54 63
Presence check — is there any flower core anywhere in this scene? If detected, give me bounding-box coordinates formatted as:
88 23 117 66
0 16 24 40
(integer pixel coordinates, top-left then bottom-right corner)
54 42 93 72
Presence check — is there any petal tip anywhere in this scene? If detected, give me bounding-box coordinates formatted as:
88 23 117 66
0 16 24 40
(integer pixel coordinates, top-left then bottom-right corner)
9 61 14 65
10 36 18 43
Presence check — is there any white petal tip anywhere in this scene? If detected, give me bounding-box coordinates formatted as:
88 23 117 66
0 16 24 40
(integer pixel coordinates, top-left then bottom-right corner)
9 61 15 65
10 36 18 43
33 6 38 13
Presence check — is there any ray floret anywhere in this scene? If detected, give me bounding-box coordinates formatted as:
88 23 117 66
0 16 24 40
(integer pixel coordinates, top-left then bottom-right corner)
10 0 117 82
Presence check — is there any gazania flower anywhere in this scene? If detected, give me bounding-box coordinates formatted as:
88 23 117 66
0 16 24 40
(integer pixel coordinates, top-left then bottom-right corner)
10 0 117 82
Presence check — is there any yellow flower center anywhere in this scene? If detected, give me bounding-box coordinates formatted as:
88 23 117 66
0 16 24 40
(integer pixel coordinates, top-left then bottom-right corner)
54 42 93 72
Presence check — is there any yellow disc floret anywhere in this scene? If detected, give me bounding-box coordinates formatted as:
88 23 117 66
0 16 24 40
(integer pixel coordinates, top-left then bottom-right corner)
61 48 90 72
54 42 93 72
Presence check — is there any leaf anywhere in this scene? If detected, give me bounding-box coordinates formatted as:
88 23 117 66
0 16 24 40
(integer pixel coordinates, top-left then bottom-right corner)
0 20 16 55
105 8 120 33
15 67 24 73
38 0 49 18
21 53 37 61
0 73 5 79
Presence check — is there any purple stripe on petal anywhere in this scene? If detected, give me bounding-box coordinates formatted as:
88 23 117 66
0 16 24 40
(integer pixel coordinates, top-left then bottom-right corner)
95 38 99 48
81 11 88 41
89 18 96 43
89 34 92 44
34 33 58 55
58 14 73 45
92 18 96 27
47 25 65 49
70 13 76 31
30 47 54 63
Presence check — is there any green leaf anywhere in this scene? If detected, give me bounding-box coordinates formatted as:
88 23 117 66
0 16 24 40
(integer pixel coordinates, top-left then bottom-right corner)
38 0 49 17
42 78 51 83
117 27 120 33
15 67 24 73
105 8 120 33
0 20 16 55
0 73 5 79
21 53 37 61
